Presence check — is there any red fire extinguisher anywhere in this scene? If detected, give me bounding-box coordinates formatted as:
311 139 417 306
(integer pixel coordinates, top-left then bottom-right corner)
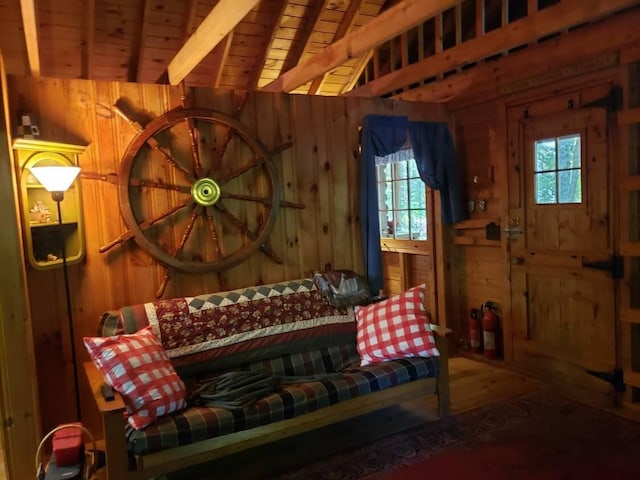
481 302 500 360
469 308 482 353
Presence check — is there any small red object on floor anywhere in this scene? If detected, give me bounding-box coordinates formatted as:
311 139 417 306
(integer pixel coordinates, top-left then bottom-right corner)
52 422 83 466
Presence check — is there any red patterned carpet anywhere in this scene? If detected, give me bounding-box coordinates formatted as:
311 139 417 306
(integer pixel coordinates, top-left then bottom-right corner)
270 391 640 480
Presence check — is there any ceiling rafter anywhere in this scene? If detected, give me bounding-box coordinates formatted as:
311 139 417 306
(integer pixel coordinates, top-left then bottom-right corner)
260 0 463 94
132 0 151 83
345 0 637 98
19 0 40 76
181 0 200 43
154 0 199 84
167 0 261 86
211 33 234 89
393 6 640 105
341 50 374 94
281 0 331 75
81 0 95 79
247 0 290 91
309 0 364 95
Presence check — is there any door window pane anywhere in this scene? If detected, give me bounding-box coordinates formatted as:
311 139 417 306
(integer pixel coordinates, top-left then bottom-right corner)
535 172 557 204
534 134 582 205
558 135 581 169
558 170 582 203
535 139 556 171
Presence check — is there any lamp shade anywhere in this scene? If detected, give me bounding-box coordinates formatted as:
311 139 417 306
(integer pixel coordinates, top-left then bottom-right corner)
29 166 81 192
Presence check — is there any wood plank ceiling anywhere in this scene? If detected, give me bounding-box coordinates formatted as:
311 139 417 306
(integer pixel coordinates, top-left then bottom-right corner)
0 0 638 98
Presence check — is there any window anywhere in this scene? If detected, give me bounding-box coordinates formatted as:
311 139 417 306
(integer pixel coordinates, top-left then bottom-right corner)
376 158 427 241
533 134 582 204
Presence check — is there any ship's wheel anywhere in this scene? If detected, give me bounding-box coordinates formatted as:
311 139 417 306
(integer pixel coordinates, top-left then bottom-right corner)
87 101 302 296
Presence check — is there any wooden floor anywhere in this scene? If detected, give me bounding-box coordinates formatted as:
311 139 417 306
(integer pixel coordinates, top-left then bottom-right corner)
0 356 621 480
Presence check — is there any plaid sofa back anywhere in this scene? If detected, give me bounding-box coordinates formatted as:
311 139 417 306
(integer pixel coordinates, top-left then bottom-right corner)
99 278 357 376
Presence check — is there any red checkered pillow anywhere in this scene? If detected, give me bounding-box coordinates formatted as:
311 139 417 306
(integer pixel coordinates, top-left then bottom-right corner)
355 285 439 366
83 326 187 430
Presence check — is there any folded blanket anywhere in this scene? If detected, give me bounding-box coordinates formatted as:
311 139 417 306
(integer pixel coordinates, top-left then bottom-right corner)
190 371 343 409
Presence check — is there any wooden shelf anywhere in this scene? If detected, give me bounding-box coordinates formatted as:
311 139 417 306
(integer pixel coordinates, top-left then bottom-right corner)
453 236 501 247
14 139 87 270
453 218 500 230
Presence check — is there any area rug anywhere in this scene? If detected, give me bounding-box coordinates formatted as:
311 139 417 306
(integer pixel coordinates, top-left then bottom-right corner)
268 390 640 480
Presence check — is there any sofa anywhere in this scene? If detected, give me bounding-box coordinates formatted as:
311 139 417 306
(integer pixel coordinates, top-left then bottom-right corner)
83 277 450 480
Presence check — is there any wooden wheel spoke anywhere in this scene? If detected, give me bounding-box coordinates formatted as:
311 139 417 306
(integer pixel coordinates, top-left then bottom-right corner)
175 205 202 257
156 267 174 299
130 178 192 194
214 203 283 264
205 93 250 178
205 207 223 260
113 104 195 182
81 171 118 184
185 117 203 177
205 127 236 179
220 191 305 209
99 198 193 253
150 144 195 182
217 154 264 185
155 204 200 299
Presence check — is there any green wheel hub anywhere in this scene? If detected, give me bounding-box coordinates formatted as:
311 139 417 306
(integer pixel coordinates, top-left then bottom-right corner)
191 177 221 206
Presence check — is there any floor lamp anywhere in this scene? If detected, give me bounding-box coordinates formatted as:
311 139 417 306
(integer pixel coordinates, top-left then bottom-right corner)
29 165 82 421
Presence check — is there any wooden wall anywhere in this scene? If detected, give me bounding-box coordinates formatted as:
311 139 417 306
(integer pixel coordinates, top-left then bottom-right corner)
0 58 40 480
449 102 506 354
442 14 640 413
3 76 446 433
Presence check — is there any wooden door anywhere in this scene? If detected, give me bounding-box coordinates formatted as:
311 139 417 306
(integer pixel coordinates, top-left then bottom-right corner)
507 88 617 400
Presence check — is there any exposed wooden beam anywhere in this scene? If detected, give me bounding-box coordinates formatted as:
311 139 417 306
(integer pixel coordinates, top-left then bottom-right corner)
393 6 640 105
19 0 40 75
434 13 443 54
346 0 637 97
476 0 485 36
156 0 199 84
261 0 463 93
281 0 330 74
168 0 260 86
309 0 364 94
211 34 234 89
181 0 199 43
341 50 374 94
246 0 289 90
81 0 95 79
132 0 150 82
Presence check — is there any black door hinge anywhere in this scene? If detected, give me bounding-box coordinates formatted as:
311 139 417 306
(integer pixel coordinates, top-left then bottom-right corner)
582 86 623 112
586 368 626 393
582 255 624 279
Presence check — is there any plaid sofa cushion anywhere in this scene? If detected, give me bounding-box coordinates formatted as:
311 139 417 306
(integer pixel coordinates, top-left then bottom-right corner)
126 345 439 456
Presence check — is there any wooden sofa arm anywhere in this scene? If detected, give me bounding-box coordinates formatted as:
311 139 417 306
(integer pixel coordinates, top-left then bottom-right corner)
84 361 126 412
429 324 451 417
84 362 131 479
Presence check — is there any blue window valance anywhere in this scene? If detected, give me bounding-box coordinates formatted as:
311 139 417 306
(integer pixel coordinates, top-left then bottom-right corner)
360 114 465 294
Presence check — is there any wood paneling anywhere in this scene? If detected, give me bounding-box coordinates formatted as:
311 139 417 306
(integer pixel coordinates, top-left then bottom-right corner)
4 76 445 434
448 101 507 350
0 59 40 480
